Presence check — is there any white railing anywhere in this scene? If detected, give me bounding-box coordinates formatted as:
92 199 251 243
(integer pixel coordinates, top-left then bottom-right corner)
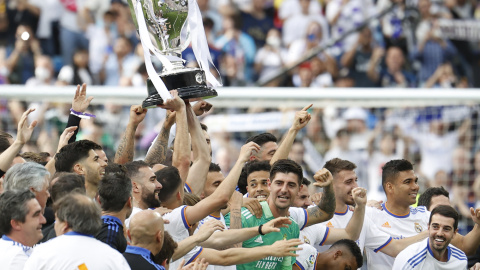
1 85 480 108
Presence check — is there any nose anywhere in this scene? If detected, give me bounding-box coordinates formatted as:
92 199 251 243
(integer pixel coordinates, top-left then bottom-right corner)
40 213 46 224
305 197 312 207
280 183 288 193
100 159 107 167
156 180 163 189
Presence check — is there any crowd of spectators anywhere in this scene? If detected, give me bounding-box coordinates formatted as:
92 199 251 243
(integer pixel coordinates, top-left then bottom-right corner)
1 0 480 87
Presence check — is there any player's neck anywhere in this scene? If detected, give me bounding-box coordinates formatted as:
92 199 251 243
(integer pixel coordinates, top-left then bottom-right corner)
315 251 332 268
85 183 98 200
335 200 348 213
210 210 221 218
5 233 32 247
431 244 449 262
385 200 410 216
268 199 289 218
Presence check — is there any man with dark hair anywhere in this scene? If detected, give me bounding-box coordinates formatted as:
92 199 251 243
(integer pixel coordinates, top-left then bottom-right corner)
24 193 130 269
124 209 166 270
295 239 364 270
125 160 162 227
155 231 178 268
0 190 46 269
55 140 107 198
245 133 278 161
418 186 450 211
96 172 133 253
242 160 271 199
366 159 480 269
293 177 313 209
40 173 86 243
393 205 467 269
225 159 336 269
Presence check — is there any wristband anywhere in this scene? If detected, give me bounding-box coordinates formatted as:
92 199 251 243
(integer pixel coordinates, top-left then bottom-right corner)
258 224 265 235
70 108 96 119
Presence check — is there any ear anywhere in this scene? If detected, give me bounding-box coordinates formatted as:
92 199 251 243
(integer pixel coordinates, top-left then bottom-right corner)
127 229 132 241
161 259 167 267
73 163 84 175
96 195 101 205
333 250 343 260
126 197 133 208
176 190 181 201
249 155 256 161
267 178 272 189
10 219 22 231
132 181 141 194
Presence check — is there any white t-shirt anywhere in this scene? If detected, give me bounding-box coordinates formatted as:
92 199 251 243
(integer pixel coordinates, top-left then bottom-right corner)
294 243 318 270
195 213 236 270
392 238 467 270
164 205 203 270
0 236 33 269
365 204 430 270
24 232 130 270
125 206 143 228
314 206 392 255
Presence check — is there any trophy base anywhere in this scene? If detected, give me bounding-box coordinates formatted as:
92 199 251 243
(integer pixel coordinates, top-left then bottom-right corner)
142 68 218 108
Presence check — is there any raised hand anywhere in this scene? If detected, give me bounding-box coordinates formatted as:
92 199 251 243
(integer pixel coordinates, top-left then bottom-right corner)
270 239 303 257
16 108 37 144
352 187 367 207
238 142 261 163
56 126 78 152
470 207 480 225
158 90 185 112
195 219 225 243
261 217 293 234
179 258 209 270
243 197 263 218
72 83 94 113
129 105 147 126
192 101 213 116
367 200 383 210
292 104 312 131
312 168 333 188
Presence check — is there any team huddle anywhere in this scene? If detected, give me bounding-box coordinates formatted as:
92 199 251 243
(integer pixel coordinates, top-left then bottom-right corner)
0 85 479 270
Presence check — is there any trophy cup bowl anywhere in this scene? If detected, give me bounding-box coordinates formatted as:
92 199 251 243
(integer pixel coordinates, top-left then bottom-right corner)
128 0 218 108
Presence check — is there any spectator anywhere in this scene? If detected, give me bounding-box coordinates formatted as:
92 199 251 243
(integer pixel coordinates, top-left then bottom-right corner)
25 55 56 86
32 0 62 56
254 28 287 86
57 49 94 86
240 0 275 49
101 36 141 86
58 0 89 66
6 24 41 84
367 46 417 87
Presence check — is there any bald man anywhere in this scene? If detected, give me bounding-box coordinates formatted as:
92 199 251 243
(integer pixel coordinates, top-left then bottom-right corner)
124 210 165 270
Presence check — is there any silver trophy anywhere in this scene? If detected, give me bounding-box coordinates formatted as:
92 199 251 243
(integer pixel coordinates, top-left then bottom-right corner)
128 0 218 108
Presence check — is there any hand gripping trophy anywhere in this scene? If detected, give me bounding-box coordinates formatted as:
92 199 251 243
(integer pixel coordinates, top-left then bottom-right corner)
127 0 221 108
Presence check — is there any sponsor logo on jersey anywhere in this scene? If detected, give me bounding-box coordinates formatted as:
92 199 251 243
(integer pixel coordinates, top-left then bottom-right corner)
382 222 391 228
414 222 423 233
308 254 315 265
255 236 264 244
326 221 334 228
78 263 88 270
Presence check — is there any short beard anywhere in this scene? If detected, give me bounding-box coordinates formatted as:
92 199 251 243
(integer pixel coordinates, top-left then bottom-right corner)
142 189 161 209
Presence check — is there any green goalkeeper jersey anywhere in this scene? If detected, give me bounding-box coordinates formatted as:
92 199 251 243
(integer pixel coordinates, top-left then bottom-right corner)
225 201 308 270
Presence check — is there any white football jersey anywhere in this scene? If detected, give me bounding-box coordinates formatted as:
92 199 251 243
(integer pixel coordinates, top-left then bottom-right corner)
0 236 32 269
365 203 430 270
314 206 392 255
195 213 235 270
294 244 318 270
392 238 467 270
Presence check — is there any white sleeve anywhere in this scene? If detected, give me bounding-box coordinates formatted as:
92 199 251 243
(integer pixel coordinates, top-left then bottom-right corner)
289 206 308 230
392 248 411 270
164 206 191 239
295 244 318 270
364 216 393 252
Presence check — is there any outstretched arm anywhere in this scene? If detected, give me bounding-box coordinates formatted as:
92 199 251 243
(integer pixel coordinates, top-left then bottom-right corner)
200 217 292 249
196 239 302 266
381 231 428 257
450 207 480 255
185 142 260 226
144 110 176 165
185 101 212 196
270 104 312 165
305 169 335 227
114 105 147 164
0 108 37 175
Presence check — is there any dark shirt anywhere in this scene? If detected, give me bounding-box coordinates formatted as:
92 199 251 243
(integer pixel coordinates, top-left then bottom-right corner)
95 215 127 253
240 9 274 49
39 222 56 244
123 246 165 270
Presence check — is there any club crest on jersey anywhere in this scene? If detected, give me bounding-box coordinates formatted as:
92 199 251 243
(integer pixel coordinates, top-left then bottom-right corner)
414 222 423 233
283 234 287 240
303 236 310 244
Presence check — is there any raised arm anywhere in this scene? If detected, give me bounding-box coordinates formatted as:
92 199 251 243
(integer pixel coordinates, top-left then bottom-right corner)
114 105 147 164
324 187 366 244
67 83 94 144
144 110 176 165
200 216 292 249
196 239 302 266
161 93 190 183
185 101 212 196
0 108 37 175
450 207 480 255
305 168 335 227
270 104 312 165
185 142 260 226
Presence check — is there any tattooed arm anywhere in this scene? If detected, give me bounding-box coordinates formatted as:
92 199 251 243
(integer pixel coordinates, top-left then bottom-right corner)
305 168 335 227
144 109 176 165
114 105 147 164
